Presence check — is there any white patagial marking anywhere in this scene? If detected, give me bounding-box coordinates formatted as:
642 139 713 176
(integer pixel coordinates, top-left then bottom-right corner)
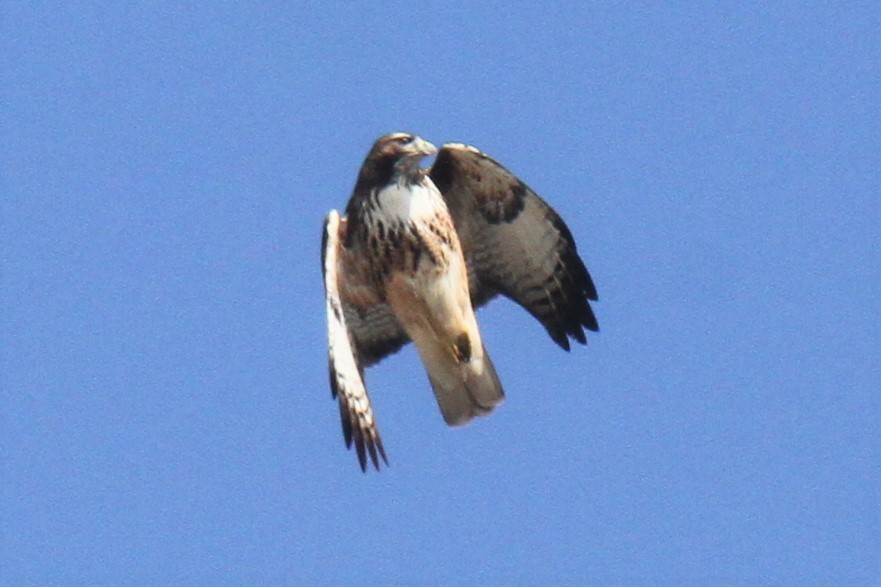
375 180 445 224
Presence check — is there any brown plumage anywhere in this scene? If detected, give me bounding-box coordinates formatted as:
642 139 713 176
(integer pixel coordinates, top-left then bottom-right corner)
322 133 598 471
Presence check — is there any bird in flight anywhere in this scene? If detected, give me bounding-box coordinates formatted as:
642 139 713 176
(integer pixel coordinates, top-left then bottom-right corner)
322 133 598 471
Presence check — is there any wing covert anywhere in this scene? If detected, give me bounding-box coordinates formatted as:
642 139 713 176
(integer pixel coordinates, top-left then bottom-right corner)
429 144 598 350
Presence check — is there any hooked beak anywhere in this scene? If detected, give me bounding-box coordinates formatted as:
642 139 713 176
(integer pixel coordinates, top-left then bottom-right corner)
409 136 437 157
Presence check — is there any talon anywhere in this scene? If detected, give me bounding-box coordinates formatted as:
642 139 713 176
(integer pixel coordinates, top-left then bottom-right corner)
452 332 472 363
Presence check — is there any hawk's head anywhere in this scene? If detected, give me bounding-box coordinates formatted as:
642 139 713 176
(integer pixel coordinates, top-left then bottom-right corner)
371 132 437 161
353 133 438 197
358 133 437 185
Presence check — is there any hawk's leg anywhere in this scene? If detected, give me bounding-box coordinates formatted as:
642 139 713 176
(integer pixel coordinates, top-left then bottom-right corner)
452 332 472 363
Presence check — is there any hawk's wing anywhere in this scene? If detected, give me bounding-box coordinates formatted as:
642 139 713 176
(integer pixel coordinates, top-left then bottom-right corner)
322 210 409 471
429 143 598 350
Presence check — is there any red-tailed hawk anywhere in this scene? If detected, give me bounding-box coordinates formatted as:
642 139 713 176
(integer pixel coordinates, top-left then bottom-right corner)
322 133 599 471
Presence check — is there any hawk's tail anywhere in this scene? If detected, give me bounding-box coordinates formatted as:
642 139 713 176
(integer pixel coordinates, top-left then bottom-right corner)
424 342 505 427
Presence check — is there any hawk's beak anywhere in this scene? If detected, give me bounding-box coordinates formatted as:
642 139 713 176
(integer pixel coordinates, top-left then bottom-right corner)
411 137 437 157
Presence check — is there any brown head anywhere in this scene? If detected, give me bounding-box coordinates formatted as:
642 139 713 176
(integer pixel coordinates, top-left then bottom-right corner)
357 133 437 187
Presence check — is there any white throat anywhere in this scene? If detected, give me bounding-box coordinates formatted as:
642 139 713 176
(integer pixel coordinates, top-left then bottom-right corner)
375 180 442 224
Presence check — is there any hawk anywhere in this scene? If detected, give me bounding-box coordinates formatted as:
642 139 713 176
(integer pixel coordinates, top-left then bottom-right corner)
322 133 599 471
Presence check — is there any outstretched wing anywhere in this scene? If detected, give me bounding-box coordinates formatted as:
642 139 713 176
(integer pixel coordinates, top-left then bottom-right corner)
429 143 598 350
322 210 409 471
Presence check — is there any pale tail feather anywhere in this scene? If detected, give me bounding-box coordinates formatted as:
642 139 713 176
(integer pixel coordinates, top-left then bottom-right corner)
422 343 505 426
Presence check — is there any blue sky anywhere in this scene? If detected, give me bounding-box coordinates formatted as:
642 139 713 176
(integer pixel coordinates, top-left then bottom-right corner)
2 3 878 585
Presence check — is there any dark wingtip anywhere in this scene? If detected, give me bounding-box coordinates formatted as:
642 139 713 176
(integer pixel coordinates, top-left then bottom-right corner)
376 438 389 467
582 267 599 302
328 360 339 399
320 215 330 274
550 329 571 351
584 309 600 333
355 434 388 472
585 284 599 302
338 397 354 449
342 419 389 472
355 434 367 472
580 298 599 332
367 437 380 470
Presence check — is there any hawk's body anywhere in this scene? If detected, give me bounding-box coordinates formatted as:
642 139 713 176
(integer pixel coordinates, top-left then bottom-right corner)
322 133 598 470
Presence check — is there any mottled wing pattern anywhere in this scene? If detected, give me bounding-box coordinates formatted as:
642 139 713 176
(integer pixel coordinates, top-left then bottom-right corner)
323 210 408 471
429 144 599 350
342 302 409 368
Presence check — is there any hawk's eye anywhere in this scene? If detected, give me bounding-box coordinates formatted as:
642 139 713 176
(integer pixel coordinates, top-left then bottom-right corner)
397 136 411 144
